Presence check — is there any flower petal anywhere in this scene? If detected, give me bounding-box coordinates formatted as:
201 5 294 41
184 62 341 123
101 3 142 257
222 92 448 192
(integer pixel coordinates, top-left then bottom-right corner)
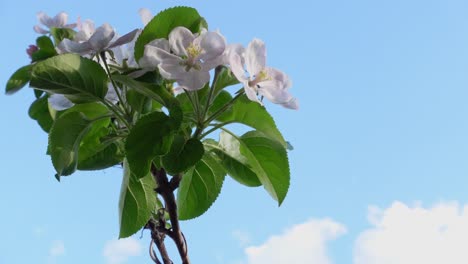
256 68 298 109
229 52 248 82
53 12 68 27
75 19 95 41
88 23 115 52
199 31 226 62
48 94 74 111
281 97 299 110
33 25 49 34
139 42 174 69
57 39 92 54
37 12 53 28
245 38 266 77
244 82 262 105
169 27 194 57
176 70 210 91
158 58 187 80
139 8 153 26
223 43 244 65
109 29 139 49
64 23 77 29
257 79 292 103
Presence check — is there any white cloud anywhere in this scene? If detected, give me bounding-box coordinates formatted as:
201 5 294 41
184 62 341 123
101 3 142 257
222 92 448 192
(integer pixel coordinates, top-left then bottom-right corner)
103 237 143 264
354 201 468 264
244 218 347 264
49 240 65 257
232 229 252 247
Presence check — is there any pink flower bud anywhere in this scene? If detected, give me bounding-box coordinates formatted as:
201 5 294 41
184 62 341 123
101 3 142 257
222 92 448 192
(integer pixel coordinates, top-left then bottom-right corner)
26 45 39 58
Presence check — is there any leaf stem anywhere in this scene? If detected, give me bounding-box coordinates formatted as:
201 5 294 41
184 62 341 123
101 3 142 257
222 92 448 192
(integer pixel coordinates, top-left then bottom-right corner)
100 52 132 118
100 99 131 128
202 67 222 120
203 89 244 125
199 121 234 139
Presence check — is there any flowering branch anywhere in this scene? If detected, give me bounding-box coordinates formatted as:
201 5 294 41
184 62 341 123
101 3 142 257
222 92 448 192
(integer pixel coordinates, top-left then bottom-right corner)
6 6 298 263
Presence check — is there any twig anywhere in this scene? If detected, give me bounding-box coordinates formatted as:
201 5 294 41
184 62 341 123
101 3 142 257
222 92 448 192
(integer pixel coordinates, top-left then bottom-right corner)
152 165 191 264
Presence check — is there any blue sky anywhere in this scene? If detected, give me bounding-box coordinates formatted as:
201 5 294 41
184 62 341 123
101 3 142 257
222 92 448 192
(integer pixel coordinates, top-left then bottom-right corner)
3 0 468 263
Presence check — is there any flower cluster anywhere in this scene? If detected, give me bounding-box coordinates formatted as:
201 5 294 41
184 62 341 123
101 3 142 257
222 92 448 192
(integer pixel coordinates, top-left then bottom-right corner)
30 10 298 110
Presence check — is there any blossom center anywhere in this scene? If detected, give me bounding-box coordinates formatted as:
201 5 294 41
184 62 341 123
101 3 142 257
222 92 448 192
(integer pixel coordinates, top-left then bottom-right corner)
248 70 269 88
186 43 202 59
181 43 203 71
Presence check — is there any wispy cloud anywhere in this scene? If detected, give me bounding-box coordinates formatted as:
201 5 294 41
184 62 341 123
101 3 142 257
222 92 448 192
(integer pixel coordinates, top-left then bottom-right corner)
103 237 142 264
354 201 468 264
33 226 46 237
47 240 65 264
244 218 346 264
49 240 65 257
232 229 252 247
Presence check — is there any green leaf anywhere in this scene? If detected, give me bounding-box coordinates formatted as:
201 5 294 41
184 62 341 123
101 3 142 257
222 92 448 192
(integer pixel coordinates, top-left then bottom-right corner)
78 142 122 170
177 152 226 220
70 103 121 170
28 95 54 132
204 139 260 187
125 111 175 179
119 159 157 238
63 102 110 119
217 151 261 187
215 130 290 205
30 54 108 103
31 36 57 62
208 90 233 120
50 27 76 44
134 6 207 61
162 135 204 175
217 95 286 147
34 89 44 99
126 89 152 114
48 112 95 179
6 65 32 95
48 103 110 179
212 66 239 97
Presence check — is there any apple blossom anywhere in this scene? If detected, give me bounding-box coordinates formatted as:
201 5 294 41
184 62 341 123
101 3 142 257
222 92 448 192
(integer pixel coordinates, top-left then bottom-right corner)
33 11 76 34
229 39 298 109
58 23 138 56
139 26 226 90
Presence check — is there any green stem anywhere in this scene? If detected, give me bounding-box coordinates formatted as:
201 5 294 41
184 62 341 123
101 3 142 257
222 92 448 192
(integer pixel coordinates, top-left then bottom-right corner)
203 90 244 125
201 66 222 121
199 121 233 139
101 99 131 129
184 90 198 117
192 90 202 122
100 52 131 118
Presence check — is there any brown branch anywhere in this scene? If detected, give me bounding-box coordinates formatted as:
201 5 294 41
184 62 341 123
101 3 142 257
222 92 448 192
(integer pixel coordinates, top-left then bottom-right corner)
148 220 173 264
152 165 191 264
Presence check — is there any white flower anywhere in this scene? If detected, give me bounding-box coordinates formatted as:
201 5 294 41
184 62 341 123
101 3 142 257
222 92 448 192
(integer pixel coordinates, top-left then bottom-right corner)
48 84 119 111
74 18 95 42
229 39 298 110
33 11 76 34
139 26 226 91
58 23 138 56
138 8 153 26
